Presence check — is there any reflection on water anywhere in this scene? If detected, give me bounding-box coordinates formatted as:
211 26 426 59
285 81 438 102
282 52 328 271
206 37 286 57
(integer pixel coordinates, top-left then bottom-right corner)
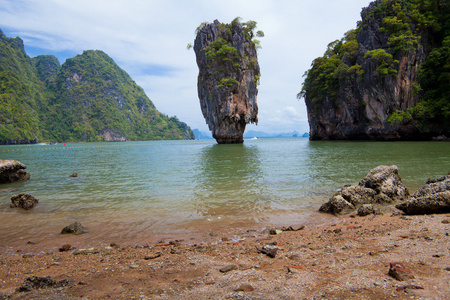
193 143 268 218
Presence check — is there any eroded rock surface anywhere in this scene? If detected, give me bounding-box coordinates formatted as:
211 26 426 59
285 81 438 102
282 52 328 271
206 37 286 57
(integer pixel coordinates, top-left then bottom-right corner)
194 19 259 143
10 193 39 210
0 160 30 184
396 173 450 214
320 165 409 215
61 222 87 235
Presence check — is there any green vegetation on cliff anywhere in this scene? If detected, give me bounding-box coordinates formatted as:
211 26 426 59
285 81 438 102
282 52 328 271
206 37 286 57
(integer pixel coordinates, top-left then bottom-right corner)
299 0 450 135
0 29 194 143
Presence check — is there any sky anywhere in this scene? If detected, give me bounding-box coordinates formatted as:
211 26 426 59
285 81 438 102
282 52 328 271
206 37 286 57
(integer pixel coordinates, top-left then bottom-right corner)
0 0 372 134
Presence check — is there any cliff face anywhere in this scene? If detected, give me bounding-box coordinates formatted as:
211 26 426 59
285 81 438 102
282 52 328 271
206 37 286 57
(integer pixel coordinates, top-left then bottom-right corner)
302 0 448 140
0 29 43 144
194 19 260 144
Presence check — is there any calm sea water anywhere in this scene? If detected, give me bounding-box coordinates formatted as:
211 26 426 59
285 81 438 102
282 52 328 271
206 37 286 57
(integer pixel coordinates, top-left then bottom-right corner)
1 138 449 250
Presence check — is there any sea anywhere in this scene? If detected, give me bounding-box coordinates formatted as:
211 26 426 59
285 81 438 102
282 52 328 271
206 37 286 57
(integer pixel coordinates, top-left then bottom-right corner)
1 138 449 252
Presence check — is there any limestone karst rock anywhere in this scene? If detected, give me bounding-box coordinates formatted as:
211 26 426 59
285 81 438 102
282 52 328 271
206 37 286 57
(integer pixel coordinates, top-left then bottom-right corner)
300 0 449 140
194 19 260 143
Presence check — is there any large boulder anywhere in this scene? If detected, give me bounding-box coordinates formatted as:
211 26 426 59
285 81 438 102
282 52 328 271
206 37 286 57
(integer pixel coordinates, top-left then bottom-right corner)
0 160 30 184
396 173 450 214
10 193 39 210
319 165 409 215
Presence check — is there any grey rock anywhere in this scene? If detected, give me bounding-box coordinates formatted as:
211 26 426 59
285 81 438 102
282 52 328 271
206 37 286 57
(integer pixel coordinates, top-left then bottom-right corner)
18 276 69 292
219 264 238 273
320 165 408 215
10 193 38 210
357 204 375 216
0 160 30 184
61 221 87 235
396 173 450 214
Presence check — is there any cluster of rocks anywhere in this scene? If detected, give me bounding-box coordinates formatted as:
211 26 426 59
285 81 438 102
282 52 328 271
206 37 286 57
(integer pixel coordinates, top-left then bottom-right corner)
320 165 449 216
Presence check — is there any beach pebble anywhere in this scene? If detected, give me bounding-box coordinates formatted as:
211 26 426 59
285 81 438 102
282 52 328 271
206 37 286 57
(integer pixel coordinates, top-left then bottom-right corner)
220 264 238 273
388 262 414 281
234 284 254 292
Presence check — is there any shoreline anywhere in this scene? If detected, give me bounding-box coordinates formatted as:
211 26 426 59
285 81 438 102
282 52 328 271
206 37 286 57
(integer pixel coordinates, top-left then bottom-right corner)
1 205 449 299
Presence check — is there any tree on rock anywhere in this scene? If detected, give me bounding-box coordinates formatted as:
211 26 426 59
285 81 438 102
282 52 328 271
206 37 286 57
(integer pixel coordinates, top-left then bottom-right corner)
192 18 263 144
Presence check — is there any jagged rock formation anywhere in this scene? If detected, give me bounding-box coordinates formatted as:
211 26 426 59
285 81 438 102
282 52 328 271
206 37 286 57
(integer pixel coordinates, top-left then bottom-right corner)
10 193 39 210
301 0 449 140
0 160 30 184
194 19 260 143
396 173 450 214
319 165 409 215
0 29 194 143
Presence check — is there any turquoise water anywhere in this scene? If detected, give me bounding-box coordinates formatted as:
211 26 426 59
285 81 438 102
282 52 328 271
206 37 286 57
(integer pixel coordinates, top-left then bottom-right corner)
1 138 449 249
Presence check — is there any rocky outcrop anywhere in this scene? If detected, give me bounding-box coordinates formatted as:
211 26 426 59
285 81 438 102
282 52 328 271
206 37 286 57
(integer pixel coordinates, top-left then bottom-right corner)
320 165 409 215
61 222 87 235
0 160 30 184
303 0 439 140
194 19 260 143
396 173 450 214
10 193 38 210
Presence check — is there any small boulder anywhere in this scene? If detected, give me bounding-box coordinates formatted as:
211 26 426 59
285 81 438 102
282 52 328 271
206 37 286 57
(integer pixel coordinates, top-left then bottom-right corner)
10 193 39 210
61 222 87 235
320 165 409 215
219 264 238 273
396 173 450 214
18 276 69 292
0 160 30 184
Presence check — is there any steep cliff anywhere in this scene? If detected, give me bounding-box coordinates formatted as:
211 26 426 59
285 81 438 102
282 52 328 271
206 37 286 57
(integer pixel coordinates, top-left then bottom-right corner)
48 50 194 142
300 0 449 140
0 29 43 144
0 29 195 143
194 18 262 143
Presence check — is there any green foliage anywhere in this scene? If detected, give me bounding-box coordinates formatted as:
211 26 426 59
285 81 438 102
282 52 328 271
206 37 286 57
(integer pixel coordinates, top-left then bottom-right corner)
298 29 361 103
0 31 194 144
415 35 450 130
218 77 238 88
364 49 399 77
387 108 413 124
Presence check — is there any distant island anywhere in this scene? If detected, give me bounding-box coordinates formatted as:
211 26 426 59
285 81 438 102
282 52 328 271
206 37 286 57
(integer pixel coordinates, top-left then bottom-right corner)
193 129 309 139
299 0 449 141
0 29 194 144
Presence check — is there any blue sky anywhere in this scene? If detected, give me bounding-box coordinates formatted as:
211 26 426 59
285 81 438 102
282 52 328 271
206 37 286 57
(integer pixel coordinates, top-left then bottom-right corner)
0 0 372 134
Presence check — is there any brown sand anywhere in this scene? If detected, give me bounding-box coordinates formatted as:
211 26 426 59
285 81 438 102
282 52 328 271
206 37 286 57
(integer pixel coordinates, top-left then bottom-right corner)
1 207 449 299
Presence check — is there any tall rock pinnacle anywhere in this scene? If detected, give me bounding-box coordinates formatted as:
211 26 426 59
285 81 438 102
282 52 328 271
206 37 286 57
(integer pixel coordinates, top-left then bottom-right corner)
194 19 261 144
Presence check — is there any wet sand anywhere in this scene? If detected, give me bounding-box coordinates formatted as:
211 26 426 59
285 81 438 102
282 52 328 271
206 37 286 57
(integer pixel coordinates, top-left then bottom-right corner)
1 206 449 299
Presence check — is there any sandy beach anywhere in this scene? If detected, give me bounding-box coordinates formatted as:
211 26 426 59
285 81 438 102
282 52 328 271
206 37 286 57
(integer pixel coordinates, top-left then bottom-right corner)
1 205 449 300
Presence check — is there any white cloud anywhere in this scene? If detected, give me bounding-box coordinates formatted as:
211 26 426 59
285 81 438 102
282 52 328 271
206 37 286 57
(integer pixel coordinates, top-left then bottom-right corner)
0 0 372 133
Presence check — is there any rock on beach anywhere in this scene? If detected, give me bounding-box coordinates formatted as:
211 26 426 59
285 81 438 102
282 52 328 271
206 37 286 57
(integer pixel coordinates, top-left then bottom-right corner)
396 173 450 214
320 165 409 215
